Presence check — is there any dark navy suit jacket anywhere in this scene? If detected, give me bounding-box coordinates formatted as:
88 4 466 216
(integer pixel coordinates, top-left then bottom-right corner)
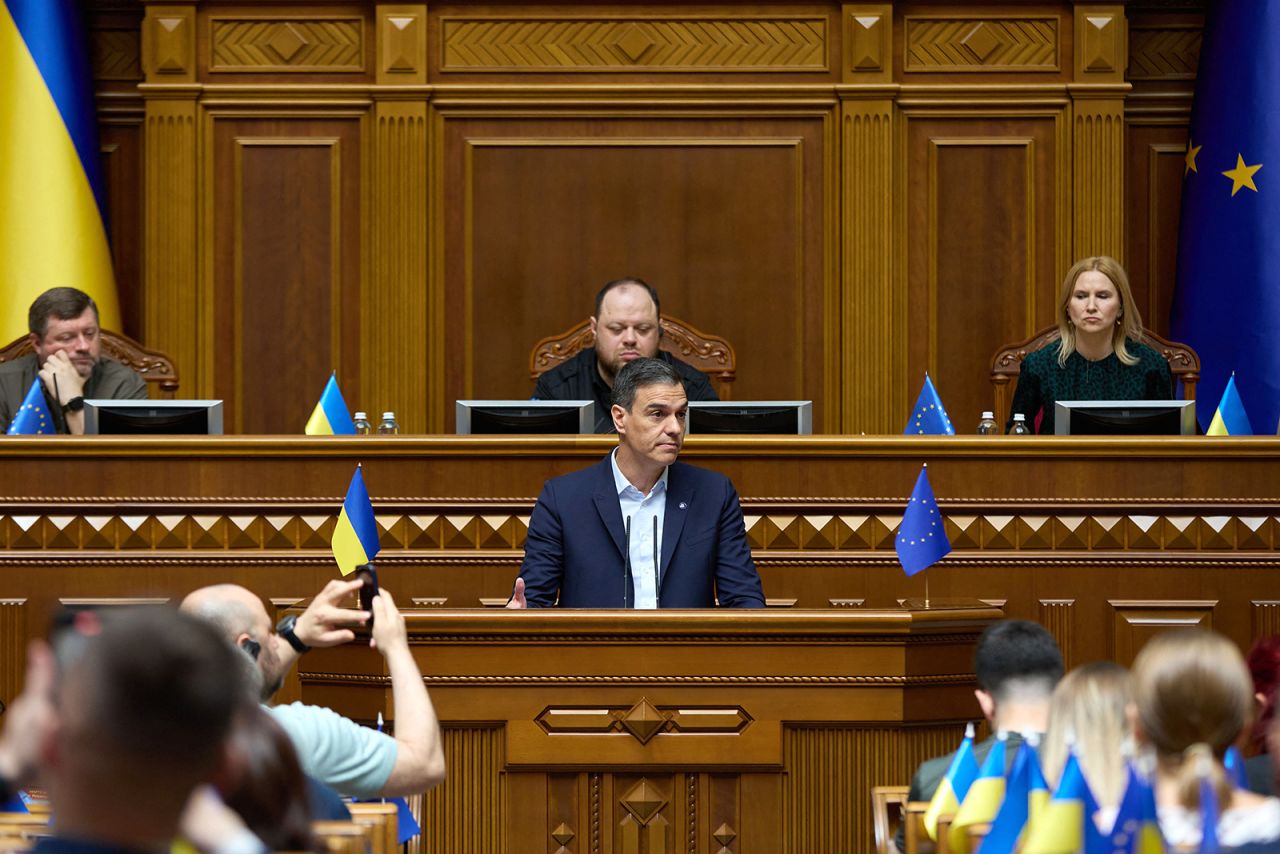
518 455 765 608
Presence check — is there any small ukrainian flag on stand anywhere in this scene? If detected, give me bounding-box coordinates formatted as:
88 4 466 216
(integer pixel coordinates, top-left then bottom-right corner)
904 374 955 435
6 378 55 435
331 465 380 576
1206 373 1252 436
305 372 357 435
923 723 979 840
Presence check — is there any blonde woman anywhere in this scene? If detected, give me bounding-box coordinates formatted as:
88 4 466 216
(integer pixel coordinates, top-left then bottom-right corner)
1007 256 1173 433
1040 661 1133 810
1132 629 1280 847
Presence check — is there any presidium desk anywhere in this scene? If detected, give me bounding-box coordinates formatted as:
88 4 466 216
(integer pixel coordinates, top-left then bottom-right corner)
2 435 1279 849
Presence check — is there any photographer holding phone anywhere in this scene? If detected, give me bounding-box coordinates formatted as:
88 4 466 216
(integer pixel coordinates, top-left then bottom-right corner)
182 578 445 799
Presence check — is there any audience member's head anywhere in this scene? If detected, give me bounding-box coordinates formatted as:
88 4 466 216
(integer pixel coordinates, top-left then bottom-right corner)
972 620 1065 730
1040 661 1133 808
27 286 102 376
591 277 663 385
1132 628 1253 810
41 607 243 847
182 584 288 701
221 705 318 852
1247 636 1280 752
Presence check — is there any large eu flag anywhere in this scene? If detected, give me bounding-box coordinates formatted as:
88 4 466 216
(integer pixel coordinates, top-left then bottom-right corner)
1171 0 1280 433
0 0 121 343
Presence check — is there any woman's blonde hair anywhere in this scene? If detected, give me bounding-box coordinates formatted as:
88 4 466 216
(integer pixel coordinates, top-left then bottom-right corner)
1040 661 1133 809
1055 256 1145 368
1132 629 1254 811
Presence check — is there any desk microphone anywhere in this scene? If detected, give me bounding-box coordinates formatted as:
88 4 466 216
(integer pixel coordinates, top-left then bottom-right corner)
622 516 632 608
652 515 660 606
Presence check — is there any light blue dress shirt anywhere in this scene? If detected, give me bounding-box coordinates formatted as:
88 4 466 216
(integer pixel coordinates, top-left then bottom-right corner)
610 448 667 609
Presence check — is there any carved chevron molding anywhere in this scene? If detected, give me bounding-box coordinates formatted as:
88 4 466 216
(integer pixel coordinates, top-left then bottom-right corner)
1128 25 1201 80
440 17 827 72
904 17 1058 71
209 17 364 72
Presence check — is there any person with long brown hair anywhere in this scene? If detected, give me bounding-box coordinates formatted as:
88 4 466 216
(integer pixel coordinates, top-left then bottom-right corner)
1132 629 1280 847
1007 256 1173 433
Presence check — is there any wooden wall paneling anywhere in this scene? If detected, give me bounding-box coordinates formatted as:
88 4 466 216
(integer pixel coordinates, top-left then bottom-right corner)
437 111 833 432
369 100 429 433
420 725 506 854
1123 127 1187 338
903 108 1065 429
208 115 364 433
1070 7 1127 261
0 601 27 709
141 5 198 399
1109 598 1216 665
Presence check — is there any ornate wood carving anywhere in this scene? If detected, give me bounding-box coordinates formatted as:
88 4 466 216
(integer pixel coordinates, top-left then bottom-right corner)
146 6 194 79
904 17 1059 72
1072 99 1126 260
92 27 142 81
1128 24 1201 80
377 5 426 83
209 18 364 72
440 17 827 72
845 7 891 77
1038 599 1076 671
419 726 505 853
1110 599 1217 663
0 601 26 707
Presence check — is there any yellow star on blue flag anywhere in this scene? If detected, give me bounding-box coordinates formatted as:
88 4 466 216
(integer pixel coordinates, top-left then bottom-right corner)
6 378 55 435
895 464 952 576
904 373 955 435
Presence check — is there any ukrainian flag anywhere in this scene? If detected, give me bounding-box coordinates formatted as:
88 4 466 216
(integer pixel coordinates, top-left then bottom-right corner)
0 0 120 344
1206 373 1253 436
6 378 55 435
982 739 1042 854
305 372 356 435
948 732 1006 850
923 723 979 840
331 465 380 576
1021 750 1106 854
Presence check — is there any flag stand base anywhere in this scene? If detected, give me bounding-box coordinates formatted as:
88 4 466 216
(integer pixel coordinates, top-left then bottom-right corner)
900 597 993 611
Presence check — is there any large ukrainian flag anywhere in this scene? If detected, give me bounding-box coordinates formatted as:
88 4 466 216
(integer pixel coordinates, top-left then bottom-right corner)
0 0 120 344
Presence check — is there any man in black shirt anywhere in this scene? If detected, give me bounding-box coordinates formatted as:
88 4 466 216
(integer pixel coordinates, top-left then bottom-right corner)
533 277 718 433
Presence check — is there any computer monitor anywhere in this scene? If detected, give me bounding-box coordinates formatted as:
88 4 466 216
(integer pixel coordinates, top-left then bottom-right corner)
1053 400 1196 436
456 400 594 434
83 399 224 435
686 401 813 435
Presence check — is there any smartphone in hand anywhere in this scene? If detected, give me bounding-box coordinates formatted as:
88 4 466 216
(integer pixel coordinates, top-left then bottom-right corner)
355 563 379 626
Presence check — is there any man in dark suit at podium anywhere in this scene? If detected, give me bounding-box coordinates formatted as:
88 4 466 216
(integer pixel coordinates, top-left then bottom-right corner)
509 357 764 609
533 277 718 433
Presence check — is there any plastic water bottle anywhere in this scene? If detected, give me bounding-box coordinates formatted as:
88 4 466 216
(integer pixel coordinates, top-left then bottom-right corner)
353 412 372 435
377 412 399 435
977 411 999 435
1010 413 1031 435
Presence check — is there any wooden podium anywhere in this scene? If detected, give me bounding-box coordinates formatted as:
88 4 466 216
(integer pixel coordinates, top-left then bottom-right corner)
299 605 1000 854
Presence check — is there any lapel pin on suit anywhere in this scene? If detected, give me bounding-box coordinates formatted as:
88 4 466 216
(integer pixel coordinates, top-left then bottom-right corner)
679 502 687 509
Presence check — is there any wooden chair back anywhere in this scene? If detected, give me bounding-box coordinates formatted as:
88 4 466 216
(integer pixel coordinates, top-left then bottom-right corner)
529 315 737 399
311 821 372 854
0 330 179 398
348 802 398 854
989 326 1200 421
872 786 910 854
901 800 941 854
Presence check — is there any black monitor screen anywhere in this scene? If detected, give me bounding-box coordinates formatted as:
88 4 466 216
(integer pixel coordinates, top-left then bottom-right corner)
686 402 813 435
456 401 594 434
1055 400 1195 436
84 400 223 435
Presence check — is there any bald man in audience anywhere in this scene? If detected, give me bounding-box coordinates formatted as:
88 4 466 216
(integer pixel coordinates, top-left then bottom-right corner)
182 579 445 798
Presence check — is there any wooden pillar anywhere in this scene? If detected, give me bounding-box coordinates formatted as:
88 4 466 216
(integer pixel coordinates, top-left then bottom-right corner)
840 5 900 433
139 4 200 394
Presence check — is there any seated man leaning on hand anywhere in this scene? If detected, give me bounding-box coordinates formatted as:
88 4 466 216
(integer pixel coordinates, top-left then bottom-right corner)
534 277 718 433
0 287 146 434
510 357 764 609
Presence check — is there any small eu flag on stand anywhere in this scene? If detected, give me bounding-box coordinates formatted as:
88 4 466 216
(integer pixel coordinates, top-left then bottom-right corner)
904 374 955 435
6 378 55 435
896 465 952 576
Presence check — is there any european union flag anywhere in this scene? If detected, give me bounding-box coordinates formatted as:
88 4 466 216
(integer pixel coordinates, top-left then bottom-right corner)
6 378 55 435
904 374 954 435
895 464 951 576
1171 0 1280 434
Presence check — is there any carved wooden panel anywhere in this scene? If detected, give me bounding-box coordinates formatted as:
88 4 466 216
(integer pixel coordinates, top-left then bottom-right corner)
1128 24 1201 80
209 17 365 72
1110 599 1216 665
91 26 142 81
904 16 1059 72
904 115 1064 430
420 726 505 854
1253 602 1280 641
0 601 26 707
1125 130 1188 338
439 17 828 72
1039 599 1076 671
99 124 144 341
209 118 363 433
